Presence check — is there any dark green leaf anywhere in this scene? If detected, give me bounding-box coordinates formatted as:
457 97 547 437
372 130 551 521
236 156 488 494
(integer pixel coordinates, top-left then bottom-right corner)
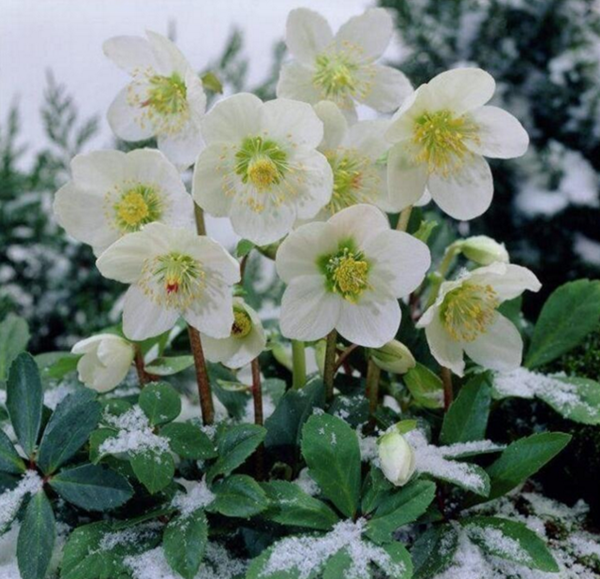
361 467 393 515
539 376 600 425
35 351 80 381
6 352 43 458
262 480 339 530
37 389 101 474
440 373 492 444
301 414 361 519
486 432 571 500
412 524 459 579
131 449 175 494
404 363 444 409
145 356 194 377
164 509 208 579
161 421 217 460
17 491 55 579
323 549 353 579
526 280 600 368
50 464 133 511
0 428 25 474
0 314 30 382
138 382 181 425
209 474 268 518
378 542 413 578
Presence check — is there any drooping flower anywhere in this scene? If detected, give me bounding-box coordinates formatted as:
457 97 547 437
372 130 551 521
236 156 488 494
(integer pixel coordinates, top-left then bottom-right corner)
378 429 416 487
371 340 416 375
96 222 239 341
104 31 206 169
54 149 194 256
192 93 333 245
276 204 431 348
310 101 396 218
459 235 509 266
386 68 529 220
277 8 412 120
201 299 266 369
418 262 541 376
72 334 135 393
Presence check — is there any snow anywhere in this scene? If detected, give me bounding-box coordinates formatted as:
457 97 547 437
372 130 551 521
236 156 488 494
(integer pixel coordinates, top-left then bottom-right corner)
0 471 43 533
261 519 406 579
466 524 533 565
294 468 320 497
171 478 215 518
99 523 161 552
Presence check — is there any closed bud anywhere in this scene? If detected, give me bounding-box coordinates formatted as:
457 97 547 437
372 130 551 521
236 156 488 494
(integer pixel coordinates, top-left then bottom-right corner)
378 429 416 487
460 235 509 266
371 340 416 374
72 334 135 393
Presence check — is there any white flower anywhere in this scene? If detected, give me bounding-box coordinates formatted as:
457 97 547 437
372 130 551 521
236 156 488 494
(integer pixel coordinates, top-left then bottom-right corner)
310 101 396 218
201 299 266 369
386 68 529 220
378 430 416 487
104 31 206 170
54 149 194 256
277 8 412 120
72 334 135 393
418 262 541 376
459 235 509 266
96 222 239 341
192 93 333 245
276 204 431 348
371 340 416 374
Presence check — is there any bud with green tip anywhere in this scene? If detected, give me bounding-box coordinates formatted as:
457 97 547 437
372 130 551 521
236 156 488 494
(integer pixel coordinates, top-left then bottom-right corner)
371 340 416 374
377 428 416 487
460 235 509 266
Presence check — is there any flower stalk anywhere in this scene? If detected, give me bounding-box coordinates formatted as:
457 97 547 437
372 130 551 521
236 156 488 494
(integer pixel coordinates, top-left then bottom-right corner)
194 204 207 236
366 358 381 418
441 366 453 410
251 357 263 426
133 346 148 388
323 330 338 401
396 205 413 232
187 325 214 425
291 340 307 390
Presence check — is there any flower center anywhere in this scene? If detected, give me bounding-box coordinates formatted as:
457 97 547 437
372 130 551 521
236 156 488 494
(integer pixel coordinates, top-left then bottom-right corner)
235 137 288 191
145 72 188 117
323 246 370 303
441 283 499 342
141 252 205 310
413 110 478 175
313 52 359 101
113 186 162 233
231 308 253 339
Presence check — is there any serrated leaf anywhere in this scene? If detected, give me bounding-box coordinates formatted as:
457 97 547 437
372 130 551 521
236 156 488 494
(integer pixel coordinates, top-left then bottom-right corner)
301 414 361 519
138 382 181 426
145 356 194 377
209 474 268 518
6 352 43 458
164 509 208 579
50 464 133 511
412 524 459 579
0 428 25 474
0 314 30 382
377 542 413 578
161 421 217 459
131 449 175 494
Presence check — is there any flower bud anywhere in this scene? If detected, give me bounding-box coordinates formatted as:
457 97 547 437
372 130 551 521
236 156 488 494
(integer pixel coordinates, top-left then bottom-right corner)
72 334 135 393
378 430 416 487
371 340 416 374
460 235 509 266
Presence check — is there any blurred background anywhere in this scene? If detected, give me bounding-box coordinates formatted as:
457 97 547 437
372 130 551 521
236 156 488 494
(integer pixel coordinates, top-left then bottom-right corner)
1 0 600 351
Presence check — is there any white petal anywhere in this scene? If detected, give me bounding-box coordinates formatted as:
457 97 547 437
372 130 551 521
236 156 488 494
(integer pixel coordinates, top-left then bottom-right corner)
336 293 400 348
476 263 541 301
345 119 390 160
201 93 263 144
280 275 341 341
107 85 154 142
71 335 105 355
364 230 431 297
428 155 493 220
157 121 204 171
71 150 128 192
286 8 333 66
335 8 393 62
276 221 337 283
386 85 432 143
314 101 347 150
103 36 156 74
424 314 465 376
328 203 389 247
427 68 495 115
276 61 322 105
288 148 333 219
201 334 241 365
192 143 235 217
464 314 523 371
386 144 429 212
359 64 413 113
122 285 180 341
183 278 234 339
262 98 323 149
146 30 190 75
467 106 529 159
183 237 240 286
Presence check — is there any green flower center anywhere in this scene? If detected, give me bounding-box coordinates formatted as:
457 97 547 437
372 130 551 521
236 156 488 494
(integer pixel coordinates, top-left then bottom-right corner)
321 245 370 303
113 185 162 233
413 110 478 175
313 52 359 101
231 308 253 339
441 282 499 342
235 137 288 192
145 72 188 117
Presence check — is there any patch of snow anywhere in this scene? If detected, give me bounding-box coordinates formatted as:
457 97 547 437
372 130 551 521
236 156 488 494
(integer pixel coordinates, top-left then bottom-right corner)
171 478 215 518
0 471 43 533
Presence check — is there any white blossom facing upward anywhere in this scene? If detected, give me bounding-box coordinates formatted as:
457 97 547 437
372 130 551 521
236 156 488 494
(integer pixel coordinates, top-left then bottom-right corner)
192 93 333 245
104 31 206 170
277 8 412 120
386 68 529 220
201 299 266 369
72 333 135 393
276 204 431 347
96 222 239 341
310 101 395 218
53 149 194 256
418 262 541 376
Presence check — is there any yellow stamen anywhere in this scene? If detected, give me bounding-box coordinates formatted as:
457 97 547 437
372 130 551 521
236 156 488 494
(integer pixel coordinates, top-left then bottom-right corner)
231 309 253 339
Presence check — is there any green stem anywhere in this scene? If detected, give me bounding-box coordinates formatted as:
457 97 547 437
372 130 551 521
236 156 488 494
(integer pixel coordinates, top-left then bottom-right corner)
194 204 207 236
396 206 413 232
323 330 338 402
291 340 306 390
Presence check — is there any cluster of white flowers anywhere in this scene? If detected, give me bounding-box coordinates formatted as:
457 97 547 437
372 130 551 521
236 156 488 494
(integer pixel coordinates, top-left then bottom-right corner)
55 7 538 395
